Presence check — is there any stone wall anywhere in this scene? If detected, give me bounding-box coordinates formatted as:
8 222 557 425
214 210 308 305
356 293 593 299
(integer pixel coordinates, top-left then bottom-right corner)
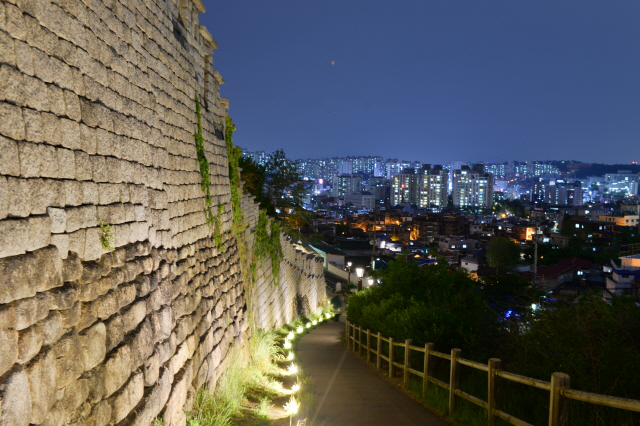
238 190 326 331
0 0 325 425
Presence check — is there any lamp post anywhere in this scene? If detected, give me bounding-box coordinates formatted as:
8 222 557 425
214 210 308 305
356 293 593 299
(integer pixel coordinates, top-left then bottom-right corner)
346 261 352 287
368 278 374 288
356 267 364 292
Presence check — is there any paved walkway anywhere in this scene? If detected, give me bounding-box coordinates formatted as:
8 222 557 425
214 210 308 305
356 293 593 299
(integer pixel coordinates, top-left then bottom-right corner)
296 314 450 426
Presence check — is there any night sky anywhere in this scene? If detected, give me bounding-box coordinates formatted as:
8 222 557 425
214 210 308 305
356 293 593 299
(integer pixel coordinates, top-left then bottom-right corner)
201 1 640 165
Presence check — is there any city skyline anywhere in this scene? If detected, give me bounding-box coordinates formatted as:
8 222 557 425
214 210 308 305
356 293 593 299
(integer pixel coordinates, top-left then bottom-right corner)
206 1 640 164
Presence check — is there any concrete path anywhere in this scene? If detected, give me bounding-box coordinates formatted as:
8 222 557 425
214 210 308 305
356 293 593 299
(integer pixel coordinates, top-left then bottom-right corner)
296 314 450 426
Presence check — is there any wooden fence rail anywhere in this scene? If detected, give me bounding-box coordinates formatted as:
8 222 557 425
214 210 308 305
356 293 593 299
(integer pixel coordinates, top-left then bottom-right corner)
345 320 640 426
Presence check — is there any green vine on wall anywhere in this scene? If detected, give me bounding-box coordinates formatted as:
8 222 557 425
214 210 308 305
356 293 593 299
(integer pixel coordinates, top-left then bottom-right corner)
99 220 115 252
195 94 224 251
254 211 284 284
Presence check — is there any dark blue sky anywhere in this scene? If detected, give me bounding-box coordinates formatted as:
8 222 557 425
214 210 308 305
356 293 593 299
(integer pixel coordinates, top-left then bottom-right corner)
202 1 640 165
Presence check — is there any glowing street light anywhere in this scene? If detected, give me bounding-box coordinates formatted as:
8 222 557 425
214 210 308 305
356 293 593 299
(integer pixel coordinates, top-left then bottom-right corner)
356 267 364 291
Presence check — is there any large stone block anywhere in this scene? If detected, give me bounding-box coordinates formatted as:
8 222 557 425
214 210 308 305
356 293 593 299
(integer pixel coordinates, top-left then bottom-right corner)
25 348 57 424
23 75 48 111
84 227 105 261
40 310 64 346
0 177 5 221
82 181 99 205
0 31 16 67
66 204 98 233
23 109 43 143
79 321 106 371
38 143 59 178
85 399 111 426
0 218 29 258
48 83 66 116
30 179 64 214
0 306 18 377
130 366 171 426
57 374 89 418
64 180 83 206
14 41 34 77
14 292 49 331
60 117 81 149
47 207 66 233
108 370 143 424
0 135 20 177
98 183 121 205
104 313 123 352
26 215 52 252
79 123 96 154
17 325 43 364
75 150 92 180
6 176 30 218
0 63 24 106
5 2 27 41
99 343 132 397
0 366 31 426
121 300 146 335
56 147 76 179
68 228 86 258
17 141 41 178
52 331 83 388
0 102 25 141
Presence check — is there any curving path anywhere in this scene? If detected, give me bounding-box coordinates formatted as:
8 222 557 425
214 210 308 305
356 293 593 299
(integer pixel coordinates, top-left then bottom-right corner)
296 313 450 426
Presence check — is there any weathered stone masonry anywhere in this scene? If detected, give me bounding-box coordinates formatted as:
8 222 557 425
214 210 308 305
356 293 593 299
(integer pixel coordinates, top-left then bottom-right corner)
0 0 325 425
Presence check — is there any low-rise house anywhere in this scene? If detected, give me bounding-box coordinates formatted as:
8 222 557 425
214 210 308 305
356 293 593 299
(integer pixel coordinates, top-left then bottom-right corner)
605 269 640 297
597 215 639 227
533 264 575 290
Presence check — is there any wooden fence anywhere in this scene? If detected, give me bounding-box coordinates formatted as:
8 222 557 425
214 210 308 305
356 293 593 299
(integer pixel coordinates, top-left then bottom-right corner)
345 321 640 426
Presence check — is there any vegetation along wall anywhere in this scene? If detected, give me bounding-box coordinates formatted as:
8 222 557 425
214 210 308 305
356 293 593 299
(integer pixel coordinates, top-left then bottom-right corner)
0 0 326 425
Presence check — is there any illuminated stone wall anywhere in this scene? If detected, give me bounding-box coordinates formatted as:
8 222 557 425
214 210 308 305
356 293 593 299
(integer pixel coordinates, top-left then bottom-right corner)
0 0 325 425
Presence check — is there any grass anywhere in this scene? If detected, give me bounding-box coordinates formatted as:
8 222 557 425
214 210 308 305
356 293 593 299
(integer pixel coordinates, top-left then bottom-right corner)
186 303 334 426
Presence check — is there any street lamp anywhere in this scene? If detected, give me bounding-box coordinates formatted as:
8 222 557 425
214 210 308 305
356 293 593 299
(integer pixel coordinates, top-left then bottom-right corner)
346 261 352 286
356 267 364 292
368 278 374 287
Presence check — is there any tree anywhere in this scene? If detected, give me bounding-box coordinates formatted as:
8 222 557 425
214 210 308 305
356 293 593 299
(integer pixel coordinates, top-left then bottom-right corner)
240 150 311 238
487 237 520 273
263 150 308 211
238 156 268 208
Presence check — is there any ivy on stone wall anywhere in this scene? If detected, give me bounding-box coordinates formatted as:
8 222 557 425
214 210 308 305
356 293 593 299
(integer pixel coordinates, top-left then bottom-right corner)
195 94 224 250
254 210 284 284
225 116 243 226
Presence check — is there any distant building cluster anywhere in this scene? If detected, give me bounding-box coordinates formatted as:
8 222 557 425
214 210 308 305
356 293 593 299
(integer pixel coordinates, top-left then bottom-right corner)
239 148 640 215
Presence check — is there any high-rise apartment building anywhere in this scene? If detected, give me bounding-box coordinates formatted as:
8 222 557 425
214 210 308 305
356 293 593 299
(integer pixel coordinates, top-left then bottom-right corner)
544 179 584 206
391 168 418 205
386 160 414 180
332 174 363 198
531 177 546 203
452 165 494 209
418 165 448 210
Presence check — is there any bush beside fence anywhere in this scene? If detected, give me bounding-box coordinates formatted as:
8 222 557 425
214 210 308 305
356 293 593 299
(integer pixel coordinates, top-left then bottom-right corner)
345 321 640 426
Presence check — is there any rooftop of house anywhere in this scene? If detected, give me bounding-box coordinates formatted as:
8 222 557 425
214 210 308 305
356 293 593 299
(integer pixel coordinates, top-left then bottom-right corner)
558 257 594 269
309 243 347 256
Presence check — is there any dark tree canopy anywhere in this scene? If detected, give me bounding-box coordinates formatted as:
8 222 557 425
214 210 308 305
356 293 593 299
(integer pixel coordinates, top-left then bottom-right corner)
487 237 520 272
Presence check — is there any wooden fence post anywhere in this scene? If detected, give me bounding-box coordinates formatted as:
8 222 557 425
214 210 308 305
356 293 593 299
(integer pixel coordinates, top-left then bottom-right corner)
345 320 349 347
449 348 462 414
358 326 363 356
488 358 502 426
376 332 382 370
366 330 371 363
403 339 412 388
388 337 395 378
350 323 355 351
423 343 434 396
549 372 570 426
